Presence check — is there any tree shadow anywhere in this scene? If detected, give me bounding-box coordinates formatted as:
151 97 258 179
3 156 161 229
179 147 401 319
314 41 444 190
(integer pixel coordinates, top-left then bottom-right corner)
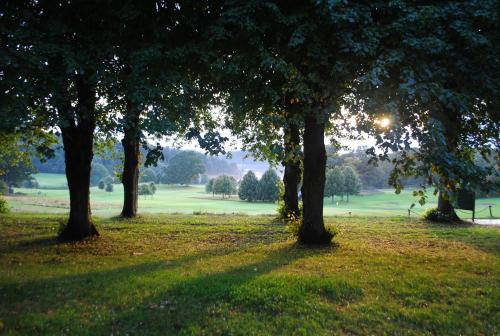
0 242 362 335
0 236 58 254
85 243 362 335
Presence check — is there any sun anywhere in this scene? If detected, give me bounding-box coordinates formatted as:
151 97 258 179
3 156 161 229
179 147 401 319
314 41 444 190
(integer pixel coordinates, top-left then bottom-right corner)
378 117 391 128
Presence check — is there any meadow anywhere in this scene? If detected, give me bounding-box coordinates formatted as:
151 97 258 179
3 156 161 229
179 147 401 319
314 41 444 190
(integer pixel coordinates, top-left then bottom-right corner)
0 213 498 335
5 173 499 220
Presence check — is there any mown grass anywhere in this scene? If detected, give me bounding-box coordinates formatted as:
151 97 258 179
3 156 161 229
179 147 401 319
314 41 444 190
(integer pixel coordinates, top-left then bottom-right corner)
0 213 499 335
8 173 500 218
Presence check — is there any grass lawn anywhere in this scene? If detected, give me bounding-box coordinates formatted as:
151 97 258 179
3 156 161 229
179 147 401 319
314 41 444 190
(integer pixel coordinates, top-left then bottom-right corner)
0 213 498 335
6 173 500 219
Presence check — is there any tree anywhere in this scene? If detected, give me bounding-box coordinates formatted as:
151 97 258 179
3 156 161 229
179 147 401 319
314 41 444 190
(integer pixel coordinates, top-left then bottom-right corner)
343 167 361 202
238 171 259 202
325 168 345 203
105 183 114 193
98 180 105 190
103 1 226 219
258 169 281 202
161 151 206 185
205 178 215 197
91 163 111 186
351 0 499 221
213 175 237 199
138 183 156 196
2 1 117 240
140 168 157 183
211 1 379 244
0 133 43 191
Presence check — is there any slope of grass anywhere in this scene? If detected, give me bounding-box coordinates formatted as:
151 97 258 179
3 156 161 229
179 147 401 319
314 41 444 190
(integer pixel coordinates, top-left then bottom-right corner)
0 213 498 335
8 173 500 219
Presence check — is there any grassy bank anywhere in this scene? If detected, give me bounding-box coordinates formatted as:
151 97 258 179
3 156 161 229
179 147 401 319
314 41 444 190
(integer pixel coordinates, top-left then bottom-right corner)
0 213 498 335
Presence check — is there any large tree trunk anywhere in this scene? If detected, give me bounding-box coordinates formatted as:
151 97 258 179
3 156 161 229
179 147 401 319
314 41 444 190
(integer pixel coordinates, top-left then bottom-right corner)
120 99 140 218
299 116 331 244
282 122 301 218
437 191 460 221
435 109 460 220
58 75 99 241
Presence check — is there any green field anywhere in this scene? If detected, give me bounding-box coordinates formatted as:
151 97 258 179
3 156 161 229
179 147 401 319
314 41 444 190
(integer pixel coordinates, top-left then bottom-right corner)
0 213 498 335
5 173 499 219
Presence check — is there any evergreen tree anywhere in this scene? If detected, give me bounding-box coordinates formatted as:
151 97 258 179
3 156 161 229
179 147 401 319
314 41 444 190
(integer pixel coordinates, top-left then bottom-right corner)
238 171 259 202
258 169 281 202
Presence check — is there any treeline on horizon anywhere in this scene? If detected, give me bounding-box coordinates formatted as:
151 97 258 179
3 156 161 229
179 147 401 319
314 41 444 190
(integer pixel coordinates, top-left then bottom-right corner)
29 140 418 190
26 141 500 196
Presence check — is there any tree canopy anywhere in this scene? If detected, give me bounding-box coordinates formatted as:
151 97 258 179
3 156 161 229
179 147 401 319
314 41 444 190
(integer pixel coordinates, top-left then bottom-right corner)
161 151 206 185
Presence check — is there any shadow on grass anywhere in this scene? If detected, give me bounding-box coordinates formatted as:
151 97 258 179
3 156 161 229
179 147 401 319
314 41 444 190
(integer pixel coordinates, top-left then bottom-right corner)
87 243 361 335
0 242 362 335
0 236 58 254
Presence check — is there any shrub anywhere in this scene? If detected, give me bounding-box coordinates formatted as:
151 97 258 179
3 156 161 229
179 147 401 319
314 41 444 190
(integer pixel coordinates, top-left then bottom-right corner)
105 183 114 192
423 208 460 223
0 197 9 213
98 180 105 190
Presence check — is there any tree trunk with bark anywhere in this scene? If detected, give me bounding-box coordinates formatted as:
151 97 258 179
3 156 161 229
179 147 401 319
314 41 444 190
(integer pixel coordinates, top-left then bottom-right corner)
120 99 140 218
437 192 459 219
282 122 301 219
299 116 331 244
58 75 99 241
435 109 460 220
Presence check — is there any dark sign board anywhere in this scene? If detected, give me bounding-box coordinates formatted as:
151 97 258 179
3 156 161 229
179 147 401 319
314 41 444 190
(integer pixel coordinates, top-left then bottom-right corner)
457 190 475 211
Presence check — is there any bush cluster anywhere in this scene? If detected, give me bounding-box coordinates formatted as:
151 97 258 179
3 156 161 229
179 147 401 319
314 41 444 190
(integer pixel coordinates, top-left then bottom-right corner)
423 208 461 223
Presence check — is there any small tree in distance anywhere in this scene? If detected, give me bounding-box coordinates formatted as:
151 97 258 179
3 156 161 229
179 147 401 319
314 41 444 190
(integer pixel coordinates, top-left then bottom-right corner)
205 178 215 197
238 171 259 202
213 175 237 199
258 169 281 202
161 151 206 185
343 166 361 202
325 167 345 203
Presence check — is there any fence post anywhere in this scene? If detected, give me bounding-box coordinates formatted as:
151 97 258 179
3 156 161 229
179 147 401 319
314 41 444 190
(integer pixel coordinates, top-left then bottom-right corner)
489 205 493 218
